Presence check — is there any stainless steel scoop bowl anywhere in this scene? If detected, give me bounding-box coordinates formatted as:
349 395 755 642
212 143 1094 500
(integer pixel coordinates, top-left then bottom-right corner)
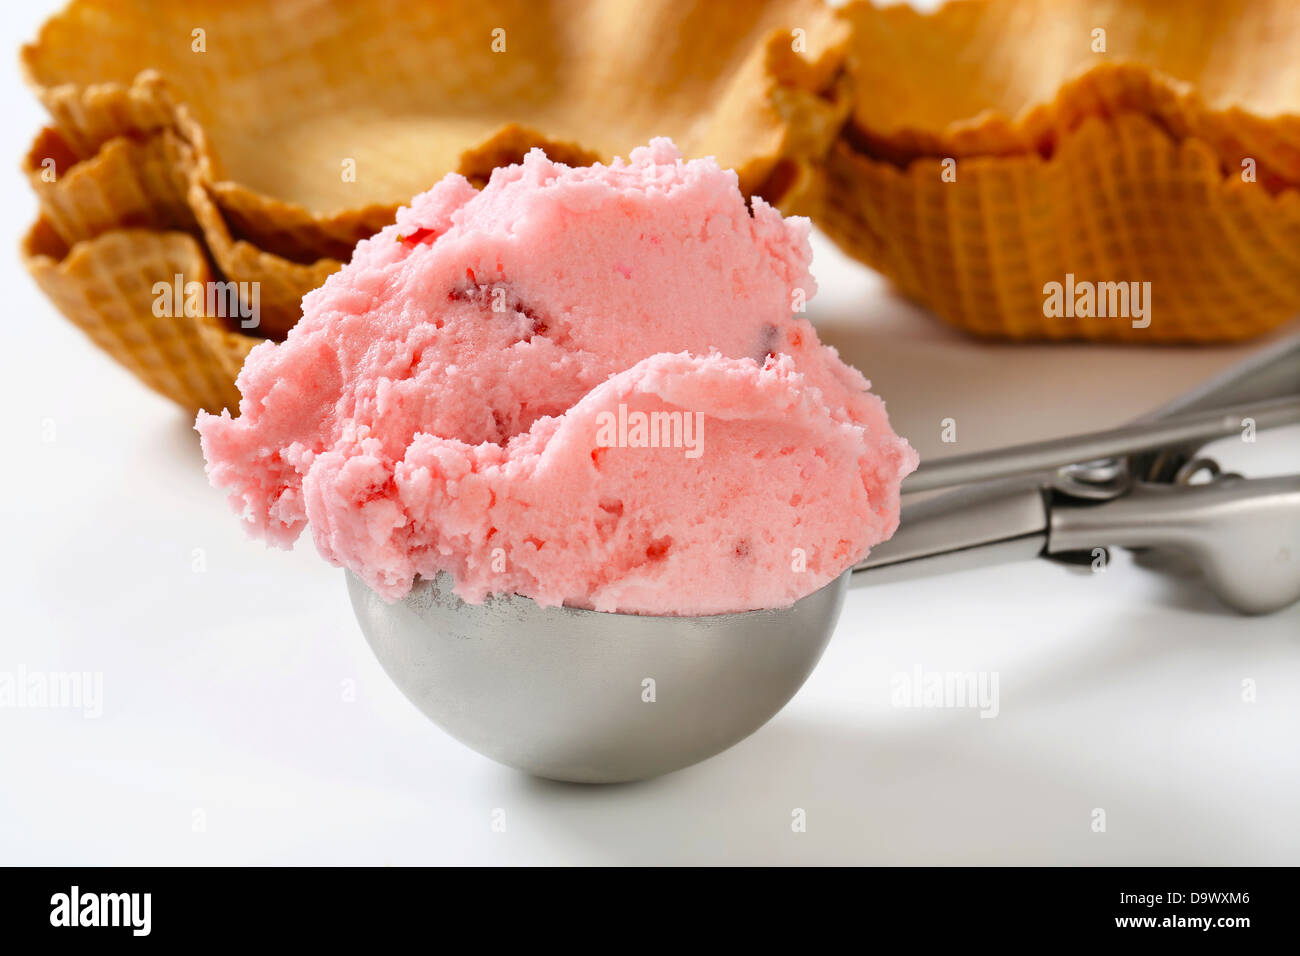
348 336 1300 783
347 568 847 783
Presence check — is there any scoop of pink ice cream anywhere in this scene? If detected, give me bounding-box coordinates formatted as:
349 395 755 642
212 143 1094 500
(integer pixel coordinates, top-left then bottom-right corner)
197 139 917 614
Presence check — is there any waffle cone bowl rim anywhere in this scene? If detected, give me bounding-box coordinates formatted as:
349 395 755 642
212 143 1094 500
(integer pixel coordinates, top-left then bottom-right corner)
836 0 1300 166
816 109 1300 343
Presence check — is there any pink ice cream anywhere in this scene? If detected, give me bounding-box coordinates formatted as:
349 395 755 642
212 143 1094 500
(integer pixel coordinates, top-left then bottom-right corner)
196 139 917 615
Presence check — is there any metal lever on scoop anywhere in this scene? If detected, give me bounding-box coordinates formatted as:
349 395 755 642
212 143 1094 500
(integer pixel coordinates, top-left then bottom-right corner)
856 336 1300 614
1132 333 1300 483
903 396 1299 494
1048 473 1300 614
1141 333 1300 421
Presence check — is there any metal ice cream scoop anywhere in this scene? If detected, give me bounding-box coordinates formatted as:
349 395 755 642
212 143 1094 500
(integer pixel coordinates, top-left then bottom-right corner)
348 336 1300 782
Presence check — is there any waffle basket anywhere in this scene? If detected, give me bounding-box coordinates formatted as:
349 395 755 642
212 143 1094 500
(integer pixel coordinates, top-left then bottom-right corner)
817 0 1300 341
20 0 850 409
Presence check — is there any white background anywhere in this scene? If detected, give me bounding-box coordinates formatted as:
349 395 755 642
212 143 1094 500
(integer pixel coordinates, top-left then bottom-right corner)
2 0 1297 865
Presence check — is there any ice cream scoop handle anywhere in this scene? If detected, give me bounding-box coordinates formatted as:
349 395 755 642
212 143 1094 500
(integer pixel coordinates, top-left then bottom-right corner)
852 479 1048 584
1048 475 1300 614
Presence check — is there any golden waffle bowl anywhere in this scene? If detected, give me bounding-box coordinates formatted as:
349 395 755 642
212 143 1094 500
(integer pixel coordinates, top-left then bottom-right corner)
821 0 1300 341
20 0 850 409
23 0 849 256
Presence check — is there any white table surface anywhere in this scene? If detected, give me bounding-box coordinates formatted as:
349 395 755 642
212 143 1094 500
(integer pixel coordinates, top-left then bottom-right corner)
2 0 1297 866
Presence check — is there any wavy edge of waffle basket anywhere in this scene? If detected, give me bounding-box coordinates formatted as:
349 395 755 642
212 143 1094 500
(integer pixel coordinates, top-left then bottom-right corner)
818 0 1300 343
18 0 1300 415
